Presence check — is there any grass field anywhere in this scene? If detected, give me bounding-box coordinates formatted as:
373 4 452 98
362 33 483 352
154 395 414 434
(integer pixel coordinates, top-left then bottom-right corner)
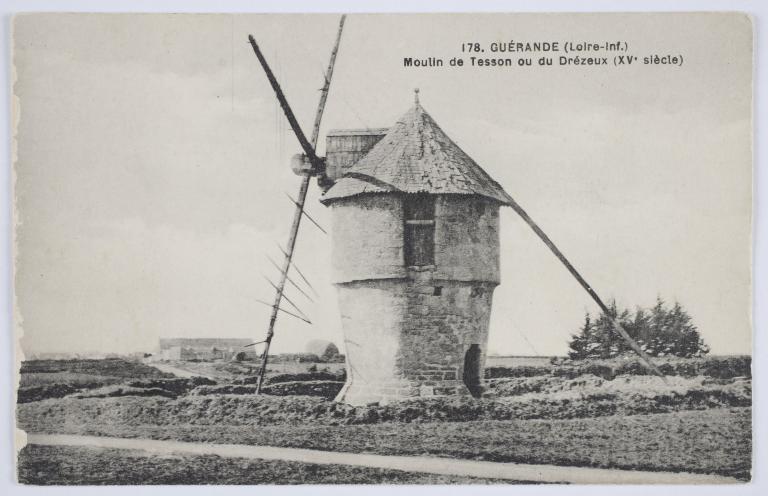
17 358 178 403
19 372 126 388
18 404 751 480
18 445 514 485
15 356 753 484
21 358 174 378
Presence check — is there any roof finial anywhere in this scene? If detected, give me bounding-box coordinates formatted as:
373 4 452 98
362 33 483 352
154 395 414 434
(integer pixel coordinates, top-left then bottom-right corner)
414 88 420 105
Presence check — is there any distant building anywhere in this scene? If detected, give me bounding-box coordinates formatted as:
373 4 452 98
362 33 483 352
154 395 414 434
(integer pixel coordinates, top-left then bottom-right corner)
158 338 257 361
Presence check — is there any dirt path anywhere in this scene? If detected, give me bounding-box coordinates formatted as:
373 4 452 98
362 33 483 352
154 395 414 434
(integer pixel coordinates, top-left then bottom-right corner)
25 433 739 485
149 362 215 380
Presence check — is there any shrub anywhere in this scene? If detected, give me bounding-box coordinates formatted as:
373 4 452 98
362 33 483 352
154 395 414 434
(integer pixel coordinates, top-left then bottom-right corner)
320 343 343 363
261 381 344 399
484 376 552 396
214 362 258 376
17 384 79 403
265 370 345 384
484 366 551 379
552 364 615 380
700 356 751 379
193 381 344 399
192 385 259 396
127 377 216 396
553 356 751 380
613 361 648 376
233 371 345 385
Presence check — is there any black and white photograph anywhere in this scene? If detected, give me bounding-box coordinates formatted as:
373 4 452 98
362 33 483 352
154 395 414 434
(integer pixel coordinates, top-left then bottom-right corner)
8 7 759 488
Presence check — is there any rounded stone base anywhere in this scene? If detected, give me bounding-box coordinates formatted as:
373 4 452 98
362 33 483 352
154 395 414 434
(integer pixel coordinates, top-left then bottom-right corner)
334 379 479 406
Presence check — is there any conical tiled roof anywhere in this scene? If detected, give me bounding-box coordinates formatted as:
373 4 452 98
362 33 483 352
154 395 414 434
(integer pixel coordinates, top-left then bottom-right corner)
320 102 514 205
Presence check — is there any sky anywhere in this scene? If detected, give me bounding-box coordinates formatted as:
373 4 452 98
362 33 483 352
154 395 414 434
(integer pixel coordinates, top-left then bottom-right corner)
13 13 752 356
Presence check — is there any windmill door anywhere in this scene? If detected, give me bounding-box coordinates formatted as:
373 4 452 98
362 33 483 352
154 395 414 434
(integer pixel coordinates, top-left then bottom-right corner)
463 344 482 398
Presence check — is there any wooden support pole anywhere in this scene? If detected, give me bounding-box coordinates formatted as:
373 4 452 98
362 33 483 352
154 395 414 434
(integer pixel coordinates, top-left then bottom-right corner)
506 197 666 379
248 15 346 394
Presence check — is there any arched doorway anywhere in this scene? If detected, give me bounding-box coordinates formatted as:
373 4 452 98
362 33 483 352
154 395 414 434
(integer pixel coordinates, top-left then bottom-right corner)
463 344 482 398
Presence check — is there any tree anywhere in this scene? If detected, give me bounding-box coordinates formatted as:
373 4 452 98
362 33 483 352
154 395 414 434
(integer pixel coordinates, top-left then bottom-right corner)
567 298 709 359
320 343 342 362
234 351 248 362
567 313 592 359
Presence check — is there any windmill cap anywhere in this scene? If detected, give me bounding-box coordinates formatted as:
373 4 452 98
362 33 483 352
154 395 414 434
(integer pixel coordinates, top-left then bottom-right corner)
321 102 514 205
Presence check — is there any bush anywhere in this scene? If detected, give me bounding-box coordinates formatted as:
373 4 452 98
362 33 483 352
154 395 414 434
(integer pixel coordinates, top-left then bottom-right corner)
320 343 343 363
484 376 552 396
262 381 344 399
614 360 658 376
700 356 751 379
267 371 345 384
553 356 751 380
127 377 216 396
553 364 615 380
192 385 259 396
213 362 258 376
484 366 551 379
193 381 344 399
234 370 346 385
17 384 79 403
484 357 750 386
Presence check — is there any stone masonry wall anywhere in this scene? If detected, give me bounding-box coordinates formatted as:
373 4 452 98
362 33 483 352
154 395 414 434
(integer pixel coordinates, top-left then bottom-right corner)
434 195 500 283
398 272 494 394
331 195 406 283
334 280 411 405
328 193 501 405
335 277 496 405
331 194 499 284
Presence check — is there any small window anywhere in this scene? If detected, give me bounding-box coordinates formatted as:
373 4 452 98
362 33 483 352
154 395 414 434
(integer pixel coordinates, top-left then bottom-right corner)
433 286 442 296
404 195 435 266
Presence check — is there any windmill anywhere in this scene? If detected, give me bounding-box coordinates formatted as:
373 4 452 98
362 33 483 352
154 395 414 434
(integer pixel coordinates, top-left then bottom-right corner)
246 16 664 401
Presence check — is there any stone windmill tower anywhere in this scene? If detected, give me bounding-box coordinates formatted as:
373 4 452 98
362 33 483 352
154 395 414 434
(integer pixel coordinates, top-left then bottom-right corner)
247 17 665 404
320 94 514 405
